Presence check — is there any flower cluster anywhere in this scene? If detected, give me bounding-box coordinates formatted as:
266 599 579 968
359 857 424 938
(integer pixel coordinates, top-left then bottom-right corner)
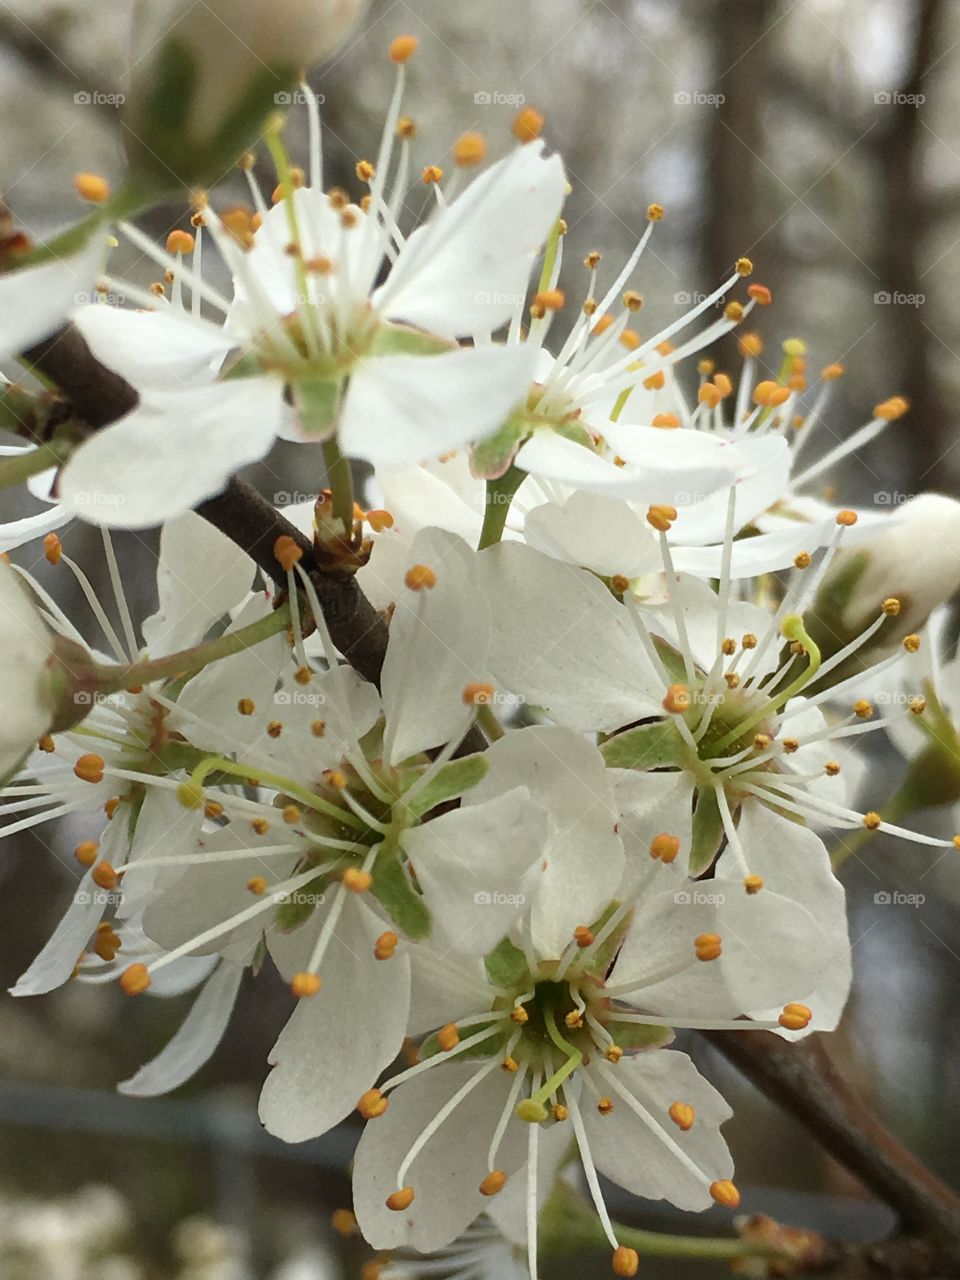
3 14 960 1280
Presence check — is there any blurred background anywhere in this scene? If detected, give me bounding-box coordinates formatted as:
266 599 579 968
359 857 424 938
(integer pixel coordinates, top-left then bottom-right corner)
1 0 959 1275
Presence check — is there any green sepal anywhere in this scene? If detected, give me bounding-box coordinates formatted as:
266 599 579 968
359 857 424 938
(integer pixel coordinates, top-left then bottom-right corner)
371 844 430 940
293 374 343 439
471 414 528 480
581 901 631 978
600 720 683 771
405 754 489 819
554 419 594 450
484 936 529 989
607 1020 675 1051
274 874 327 932
652 636 691 686
689 785 725 875
369 322 454 358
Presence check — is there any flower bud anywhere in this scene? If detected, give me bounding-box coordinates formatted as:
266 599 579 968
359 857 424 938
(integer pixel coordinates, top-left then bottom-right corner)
125 0 368 190
808 495 960 681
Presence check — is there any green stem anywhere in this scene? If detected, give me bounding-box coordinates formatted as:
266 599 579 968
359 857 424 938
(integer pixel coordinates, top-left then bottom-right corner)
322 435 355 535
478 465 526 550
0 441 71 488
477 704 504 742
95 602 292 695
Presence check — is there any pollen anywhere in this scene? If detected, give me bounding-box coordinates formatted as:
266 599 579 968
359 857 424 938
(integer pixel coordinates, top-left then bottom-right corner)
74 840 99 867
779 1002 813 1031
513 107 545 143
74 754 105 784
104 797 121 819
267 720 283 738
903 634 921 653
282 805 302 826
247 877 267 896
358 1088 389 1119
480 1170 507 1196
343 868 373 894
404 563 437 591
166 230 196 255
502 1055 520 1073
572 925 596 949
552 1103 569 1121
650 833 681 863
356 160 376 182
564 1010 583 1031
291 972 322 998
367 508 395 532
331 1209 357 1237
611 574 631 595
204 800 224 820
643 371 665 390
312 720 327 737
532 289 566 317
386 1187 416 1212
647 203 665 221
597 1097 614 1116
874 395 909 421
120 963 151 996
585 251 602 268
325 768 348 789
43 532 62 564
605 1045 624 1063
388 35 419 63
652 412 680 429
694 932 722 962
74 172 111 203
453 132 488 167
668 1101 695 1130
463 682 495 705
710 1180 741 1209
622 290 643 312
853 699 873 719
744 875 765 895
274 535 304 571
735 257 753 276
647 504 678 533
863 811 882 831
661 683 690 715
782 738 799 753
747 283 772 304
397 116 417 138
511 1005 529 1024
375 931 399 961
794 551 811 569
699 382 722 409
422 165 444 185
437 1023 460 1052
825 761 841 776
724 301 744 323
909 696 926 716
739 333 763 358
38 733 56 753
836 509 858 527
612 1246 640 1277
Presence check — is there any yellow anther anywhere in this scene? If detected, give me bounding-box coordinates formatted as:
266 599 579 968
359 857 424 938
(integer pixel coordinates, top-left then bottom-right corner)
710 1180 741 1209
324 769 349 789
311 720 327 737
248 818 268 836
699 382 722 409
397 116 416 139
661 683 689 715
647 503 678 533
291 972 322 998
622 289 643 312
564 1010 583 1030
43 532 62 564
357 1088 389 1119
909 696 926 716
531 288 566 317
853 699 873 719
166 230 196 255
502 1055 520 1073
668 1101 696 1130
236 697 255 716
604 1045 623 1063
643 371 665 391
794 551 811 569
331 1209 357 1237
882 598 901 616
247 877 267 895
724 301 744 323
744 875 764 895
437 1023 460 1052
825 761 841 776
573 925 595 948
953 835 960 850
422 164 444 185
592 314 614 337
120 963 151 996
585 251 602 268
652 412 680 429
714 372 734 398
375 931 399 961
356 160 376 182
511 1005 529 1024
836 509 858 526
388 35 419 63
463 682 495 705
453 132 488 167
280 806 302 829
647 203 665 221
735 257 753 276
694 932 722 962
204 800 224 819
74 754 105 784
903 634 921 653
513 107 545 143
610 574 631 595
782 738 799 753
597 1097 614 1116
104 797 121 819
874 396 909 421
612 1245 640 1276
343 868 373 893
386 1187 415 1212
779 1002 813 1031
739 332 763 357
404 563 437 591
480 1170 507 1196
552 1103 569 1121
863 811 882 831
74 840 99 867
649 833 681 863
74 172 111 203
267 720 283 738
753 380 790 407
367 508 395 532
620 329 641 350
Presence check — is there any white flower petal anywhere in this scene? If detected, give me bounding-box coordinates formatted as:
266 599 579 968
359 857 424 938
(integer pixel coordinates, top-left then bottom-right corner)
74 303 231 390
523 492 661 578
340 344 536 468
58 378 285 529
612 768 695 884
666 436 791 546
0 230 105 358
